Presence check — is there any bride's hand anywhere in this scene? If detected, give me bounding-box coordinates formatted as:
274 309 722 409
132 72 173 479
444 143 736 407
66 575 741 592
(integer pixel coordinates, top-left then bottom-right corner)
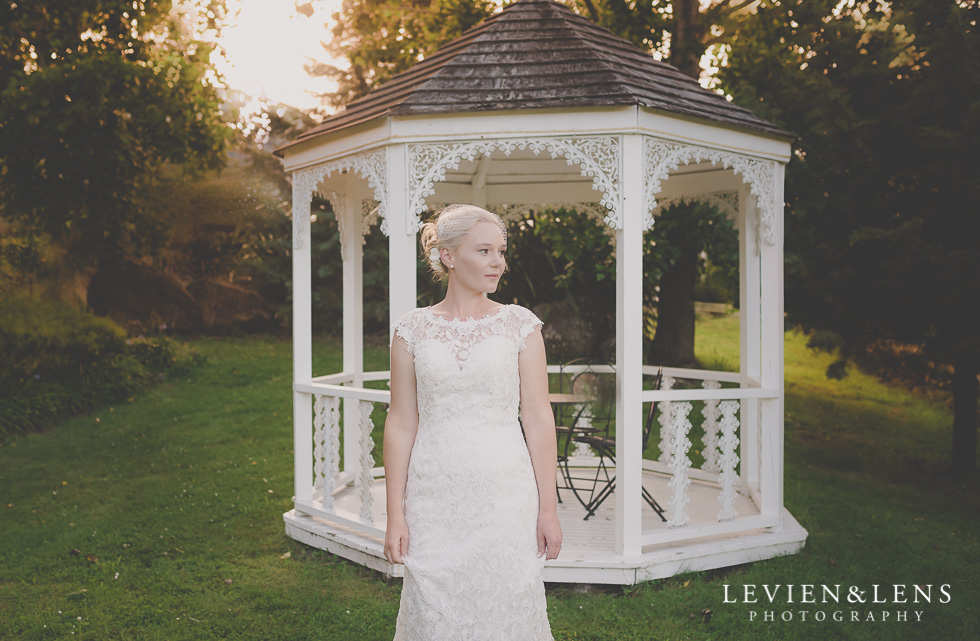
385 515 410 564
536 510 562 560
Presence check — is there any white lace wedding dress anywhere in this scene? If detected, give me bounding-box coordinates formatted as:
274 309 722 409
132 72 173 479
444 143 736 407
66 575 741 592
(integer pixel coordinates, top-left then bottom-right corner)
390 303 554 641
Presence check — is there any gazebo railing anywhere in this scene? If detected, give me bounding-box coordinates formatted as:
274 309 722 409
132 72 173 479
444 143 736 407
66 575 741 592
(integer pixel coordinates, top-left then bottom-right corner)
292 365 778 550
637 365 779 546
293 372 390 540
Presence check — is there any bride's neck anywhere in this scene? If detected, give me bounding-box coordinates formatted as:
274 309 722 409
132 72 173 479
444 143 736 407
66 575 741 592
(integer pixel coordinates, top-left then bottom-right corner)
435 282 495 315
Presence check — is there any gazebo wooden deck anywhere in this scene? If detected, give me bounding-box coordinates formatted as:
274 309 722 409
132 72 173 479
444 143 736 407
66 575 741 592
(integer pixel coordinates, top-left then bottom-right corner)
275 0 807 585
285 461 805 585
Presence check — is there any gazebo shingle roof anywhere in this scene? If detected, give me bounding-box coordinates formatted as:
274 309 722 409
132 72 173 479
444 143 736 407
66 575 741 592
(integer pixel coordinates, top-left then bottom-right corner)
283 0 790 151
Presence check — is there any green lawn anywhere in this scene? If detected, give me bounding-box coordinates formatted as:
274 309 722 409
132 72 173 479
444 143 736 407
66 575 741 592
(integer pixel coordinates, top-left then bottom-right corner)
1 315 977 640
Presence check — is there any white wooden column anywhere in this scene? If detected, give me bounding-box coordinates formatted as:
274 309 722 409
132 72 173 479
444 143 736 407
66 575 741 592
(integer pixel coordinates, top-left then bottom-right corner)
387 144 418 340
738 184 761 504
292 175 314 511
340 184 366 484
615 134 643 558
758 164 786 529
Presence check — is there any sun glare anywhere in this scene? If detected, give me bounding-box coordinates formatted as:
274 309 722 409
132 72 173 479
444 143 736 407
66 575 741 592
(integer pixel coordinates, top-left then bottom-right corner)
215 0 343 112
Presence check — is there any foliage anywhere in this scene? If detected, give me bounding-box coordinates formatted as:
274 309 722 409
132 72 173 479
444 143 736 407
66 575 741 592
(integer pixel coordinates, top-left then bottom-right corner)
0 231 51 298
311 0 497 109
0 1 231 269
716 0 980 472
718 0 980 375
230 194 393 336
696 259 738 304
0 297 201 438
566 0 755 76
645 202 740 306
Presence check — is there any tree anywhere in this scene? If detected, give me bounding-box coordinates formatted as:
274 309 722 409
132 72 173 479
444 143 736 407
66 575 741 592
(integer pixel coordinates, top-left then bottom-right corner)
719 0 980 475
0 1 231 276
645 202 739 368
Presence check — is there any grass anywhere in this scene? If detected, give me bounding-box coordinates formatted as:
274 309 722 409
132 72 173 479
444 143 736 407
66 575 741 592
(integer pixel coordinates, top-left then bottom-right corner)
0 315 977 640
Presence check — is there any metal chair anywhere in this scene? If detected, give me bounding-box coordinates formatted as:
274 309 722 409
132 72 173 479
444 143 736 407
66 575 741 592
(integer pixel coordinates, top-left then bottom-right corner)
564 365 668 521
553 358 594 505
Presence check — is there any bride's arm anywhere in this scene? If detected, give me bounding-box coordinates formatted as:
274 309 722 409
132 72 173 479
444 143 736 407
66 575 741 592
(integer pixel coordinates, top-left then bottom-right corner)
519 327 563 559
383 334 419 564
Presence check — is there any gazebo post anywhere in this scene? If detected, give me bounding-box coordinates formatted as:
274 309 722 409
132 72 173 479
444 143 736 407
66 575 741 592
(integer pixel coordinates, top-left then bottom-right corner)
738 184 761 502
291 181 314 511
758 166 786 530
387 144 418 339
340 187 366 483
614 133 645 558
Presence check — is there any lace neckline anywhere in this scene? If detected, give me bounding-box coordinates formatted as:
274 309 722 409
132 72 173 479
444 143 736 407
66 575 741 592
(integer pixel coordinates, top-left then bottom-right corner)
422 304 509 324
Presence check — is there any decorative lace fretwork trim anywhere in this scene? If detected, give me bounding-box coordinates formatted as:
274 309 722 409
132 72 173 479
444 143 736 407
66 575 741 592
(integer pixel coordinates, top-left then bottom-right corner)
700 380 723 473
358 401 376 522
408 137 621 232
313 394 341 510
656 375 676 466
717 400 741 521
291 148 389 250
644 137 777 245
666 401 693 528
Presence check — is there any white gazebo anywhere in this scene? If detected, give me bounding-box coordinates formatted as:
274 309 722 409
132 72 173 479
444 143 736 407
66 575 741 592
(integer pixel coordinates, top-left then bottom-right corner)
275 0 807 585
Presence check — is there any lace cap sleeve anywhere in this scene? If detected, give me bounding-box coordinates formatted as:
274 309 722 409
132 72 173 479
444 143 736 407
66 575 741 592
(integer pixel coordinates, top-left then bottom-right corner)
516 306 544 353
391 308 418 356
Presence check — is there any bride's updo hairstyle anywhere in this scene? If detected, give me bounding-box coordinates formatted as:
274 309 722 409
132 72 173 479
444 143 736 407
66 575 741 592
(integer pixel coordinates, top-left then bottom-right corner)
419 204 508 281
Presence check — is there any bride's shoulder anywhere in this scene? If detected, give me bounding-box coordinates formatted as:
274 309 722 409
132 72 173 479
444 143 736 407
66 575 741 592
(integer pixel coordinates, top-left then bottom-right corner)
393 307 425 335
506 303 543 326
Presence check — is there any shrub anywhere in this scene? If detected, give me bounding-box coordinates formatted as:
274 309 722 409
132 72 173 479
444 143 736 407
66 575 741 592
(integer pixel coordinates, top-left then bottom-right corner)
0 298 201 439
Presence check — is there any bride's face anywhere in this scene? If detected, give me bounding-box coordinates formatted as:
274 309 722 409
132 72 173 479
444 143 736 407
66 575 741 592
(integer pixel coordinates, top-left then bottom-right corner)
442 221 506 293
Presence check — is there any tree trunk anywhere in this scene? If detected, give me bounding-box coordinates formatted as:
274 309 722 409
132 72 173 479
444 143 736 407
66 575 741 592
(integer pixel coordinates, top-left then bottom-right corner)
671 0 705 79
648 240 699 368
952 343 979 478
646 1 706 370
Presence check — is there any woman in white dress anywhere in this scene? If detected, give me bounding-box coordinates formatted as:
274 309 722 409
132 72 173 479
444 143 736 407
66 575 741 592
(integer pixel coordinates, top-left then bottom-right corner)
384 203 562 641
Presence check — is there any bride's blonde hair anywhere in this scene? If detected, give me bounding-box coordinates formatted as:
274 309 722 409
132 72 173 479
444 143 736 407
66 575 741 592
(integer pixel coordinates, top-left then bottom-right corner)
419 204 508 281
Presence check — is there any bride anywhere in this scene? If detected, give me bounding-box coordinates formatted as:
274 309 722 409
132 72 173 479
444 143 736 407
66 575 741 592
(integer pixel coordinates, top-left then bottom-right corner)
384 203 561 640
